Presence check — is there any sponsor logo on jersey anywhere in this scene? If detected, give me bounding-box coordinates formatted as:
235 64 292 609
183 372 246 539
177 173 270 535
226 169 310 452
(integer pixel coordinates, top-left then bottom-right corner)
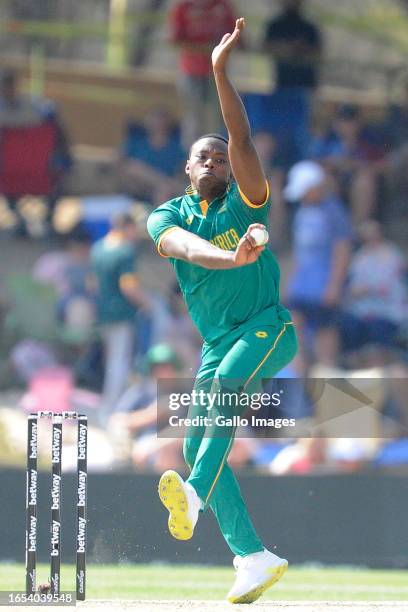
255 331 268 338
210 227 240 250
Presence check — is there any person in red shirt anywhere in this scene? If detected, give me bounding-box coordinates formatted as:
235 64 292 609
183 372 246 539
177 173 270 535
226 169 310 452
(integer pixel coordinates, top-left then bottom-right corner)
168 0 237 148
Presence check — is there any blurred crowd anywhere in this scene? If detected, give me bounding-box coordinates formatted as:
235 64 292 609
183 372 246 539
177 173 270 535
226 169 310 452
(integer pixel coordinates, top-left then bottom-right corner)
0 0 408 474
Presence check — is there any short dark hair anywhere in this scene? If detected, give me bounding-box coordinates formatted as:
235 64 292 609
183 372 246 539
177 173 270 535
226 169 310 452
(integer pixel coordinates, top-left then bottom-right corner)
189 133 229 154
111 212 136 230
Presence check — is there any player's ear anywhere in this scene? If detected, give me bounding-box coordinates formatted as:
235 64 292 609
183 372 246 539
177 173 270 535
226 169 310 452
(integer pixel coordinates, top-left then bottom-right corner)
185 160 190 176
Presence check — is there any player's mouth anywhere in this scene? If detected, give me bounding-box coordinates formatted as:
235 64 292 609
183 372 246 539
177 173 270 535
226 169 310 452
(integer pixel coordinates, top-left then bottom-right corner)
200 170 215 177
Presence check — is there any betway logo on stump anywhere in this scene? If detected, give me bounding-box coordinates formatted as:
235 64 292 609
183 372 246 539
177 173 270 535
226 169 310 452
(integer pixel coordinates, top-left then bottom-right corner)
51 427 62 463
51 520 61 555
78 423 87 460
28 515 37 552
77 517 86 553
29 422 38 459
28 469 37 505
77 470 87 507
51 474 61 510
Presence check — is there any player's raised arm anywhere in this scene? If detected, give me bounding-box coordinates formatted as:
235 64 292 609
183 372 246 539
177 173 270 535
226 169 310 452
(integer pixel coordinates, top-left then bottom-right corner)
212 18 267 206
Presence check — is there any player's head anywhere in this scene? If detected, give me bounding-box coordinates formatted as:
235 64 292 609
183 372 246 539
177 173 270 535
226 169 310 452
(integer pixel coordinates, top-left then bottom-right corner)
111 212 138 241
186 134 231 200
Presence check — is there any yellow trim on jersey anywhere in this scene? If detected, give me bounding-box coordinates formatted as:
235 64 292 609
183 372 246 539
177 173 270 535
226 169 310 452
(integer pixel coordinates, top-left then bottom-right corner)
199 199 209 217
157 226 179 258
185 185 198 196
204 320 293 506
238 180 270 209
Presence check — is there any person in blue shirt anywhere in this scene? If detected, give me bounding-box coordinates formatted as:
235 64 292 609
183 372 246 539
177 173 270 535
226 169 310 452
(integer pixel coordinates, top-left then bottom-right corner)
284 160 352 366
120 108 186 206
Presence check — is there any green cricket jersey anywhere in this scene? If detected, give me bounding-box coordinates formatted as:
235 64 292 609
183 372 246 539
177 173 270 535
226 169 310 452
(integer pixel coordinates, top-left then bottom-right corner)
91 237 137 324
147 182 291 345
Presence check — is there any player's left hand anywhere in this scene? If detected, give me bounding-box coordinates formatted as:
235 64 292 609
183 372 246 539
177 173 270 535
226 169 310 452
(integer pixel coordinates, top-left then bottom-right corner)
212 17 245 72
233 223 265 267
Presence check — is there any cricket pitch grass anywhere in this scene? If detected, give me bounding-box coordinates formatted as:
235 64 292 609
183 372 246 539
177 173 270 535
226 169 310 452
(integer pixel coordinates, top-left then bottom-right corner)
2 563 408 611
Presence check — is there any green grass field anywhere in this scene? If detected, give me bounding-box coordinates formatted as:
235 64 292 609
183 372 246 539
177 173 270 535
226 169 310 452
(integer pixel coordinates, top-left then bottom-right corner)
2 563 408 601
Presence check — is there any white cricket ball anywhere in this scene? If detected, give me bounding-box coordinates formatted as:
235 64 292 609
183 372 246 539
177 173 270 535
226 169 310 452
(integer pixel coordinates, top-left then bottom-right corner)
249 227 269 246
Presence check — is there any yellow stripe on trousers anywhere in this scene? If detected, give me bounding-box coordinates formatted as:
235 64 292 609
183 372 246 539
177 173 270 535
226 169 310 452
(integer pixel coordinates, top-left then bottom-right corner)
204 321 292 505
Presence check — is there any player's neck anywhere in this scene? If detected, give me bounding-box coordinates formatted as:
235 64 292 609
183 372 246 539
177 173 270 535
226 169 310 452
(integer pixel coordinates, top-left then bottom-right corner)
197 185 226 203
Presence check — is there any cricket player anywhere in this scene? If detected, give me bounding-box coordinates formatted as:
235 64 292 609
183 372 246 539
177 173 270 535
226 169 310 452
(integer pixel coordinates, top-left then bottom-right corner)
147 18 297 604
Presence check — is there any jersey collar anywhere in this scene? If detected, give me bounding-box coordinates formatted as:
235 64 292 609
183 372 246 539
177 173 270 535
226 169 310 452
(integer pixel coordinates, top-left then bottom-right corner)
184 183 231 217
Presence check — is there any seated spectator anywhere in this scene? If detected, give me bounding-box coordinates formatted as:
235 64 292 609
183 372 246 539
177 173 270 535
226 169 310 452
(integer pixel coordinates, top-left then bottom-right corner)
384 79 408 216
120 108 186 206
108 344 185 470
32 224 95 337
384 76 408 152
284 161 352 366
0 69 72 236
55 227 96 336
269 437 328 475
309 104 387 223
149 282 202 375
0 69 53 127
340 220 408 355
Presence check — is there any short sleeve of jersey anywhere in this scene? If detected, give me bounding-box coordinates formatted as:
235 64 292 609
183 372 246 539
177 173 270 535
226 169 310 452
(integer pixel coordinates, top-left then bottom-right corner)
147 203 182 256
232 181 271 223
118 245 137 276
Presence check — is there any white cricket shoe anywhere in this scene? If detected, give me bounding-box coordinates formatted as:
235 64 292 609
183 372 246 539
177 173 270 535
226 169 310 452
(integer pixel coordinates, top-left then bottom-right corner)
227 549 288 604
158 470 202 540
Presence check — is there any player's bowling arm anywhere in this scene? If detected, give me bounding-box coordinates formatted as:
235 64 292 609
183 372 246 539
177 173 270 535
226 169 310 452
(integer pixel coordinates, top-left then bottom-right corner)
160 227 263 269
212 18 267 206
160 227 236 268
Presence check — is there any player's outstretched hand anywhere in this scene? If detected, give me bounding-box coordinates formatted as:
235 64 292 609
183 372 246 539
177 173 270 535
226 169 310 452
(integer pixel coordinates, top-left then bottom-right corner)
233 223 266 267
212 17 245 73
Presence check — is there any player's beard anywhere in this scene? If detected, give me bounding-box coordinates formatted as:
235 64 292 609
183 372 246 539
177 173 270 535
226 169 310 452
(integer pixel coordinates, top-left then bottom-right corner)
197 175 228 201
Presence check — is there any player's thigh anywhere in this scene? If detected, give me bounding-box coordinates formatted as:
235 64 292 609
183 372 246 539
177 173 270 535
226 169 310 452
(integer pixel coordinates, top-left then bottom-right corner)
216 322 298 392
183 344 227 459
187 338 233 420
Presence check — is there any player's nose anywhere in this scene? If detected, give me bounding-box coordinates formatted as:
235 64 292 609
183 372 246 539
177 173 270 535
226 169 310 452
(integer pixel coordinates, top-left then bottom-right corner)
204 158 215 169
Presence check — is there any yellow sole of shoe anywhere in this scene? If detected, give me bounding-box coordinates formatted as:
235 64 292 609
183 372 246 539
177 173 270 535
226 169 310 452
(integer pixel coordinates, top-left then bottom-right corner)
158 470 193 541
228 561 288 604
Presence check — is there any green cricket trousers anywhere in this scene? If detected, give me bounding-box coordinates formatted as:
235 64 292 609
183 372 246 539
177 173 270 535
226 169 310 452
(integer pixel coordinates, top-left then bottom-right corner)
184 310 298 557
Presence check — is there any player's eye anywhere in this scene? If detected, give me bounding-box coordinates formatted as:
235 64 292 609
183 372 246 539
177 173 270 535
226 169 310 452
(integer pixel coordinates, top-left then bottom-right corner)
216 158 227 164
